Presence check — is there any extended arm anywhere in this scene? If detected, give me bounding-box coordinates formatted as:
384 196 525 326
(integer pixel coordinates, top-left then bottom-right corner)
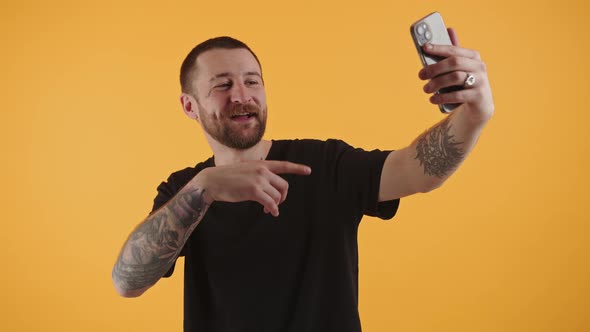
379 28 494 201
379 106 489 201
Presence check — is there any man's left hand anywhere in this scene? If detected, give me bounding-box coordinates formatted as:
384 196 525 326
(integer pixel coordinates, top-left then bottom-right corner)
418 28 494 123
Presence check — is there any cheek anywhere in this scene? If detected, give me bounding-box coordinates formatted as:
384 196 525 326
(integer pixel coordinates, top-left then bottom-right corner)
198 101 224 121
255 91 267 107
202 110 221 122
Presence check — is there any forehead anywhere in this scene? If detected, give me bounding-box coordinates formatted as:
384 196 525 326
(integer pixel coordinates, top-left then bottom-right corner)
195 48 261 80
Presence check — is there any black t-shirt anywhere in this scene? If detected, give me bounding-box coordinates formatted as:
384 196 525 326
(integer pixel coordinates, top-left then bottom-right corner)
151 139 400 332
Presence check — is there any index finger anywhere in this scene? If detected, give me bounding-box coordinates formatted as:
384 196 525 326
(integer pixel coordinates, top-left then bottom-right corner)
264 160 312 175
423 42 480 60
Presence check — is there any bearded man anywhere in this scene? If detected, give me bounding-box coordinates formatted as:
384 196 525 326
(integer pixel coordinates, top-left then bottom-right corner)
112 34 494 332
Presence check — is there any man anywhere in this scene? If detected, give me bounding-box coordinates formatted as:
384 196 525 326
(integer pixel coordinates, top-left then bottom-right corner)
112 32 493 331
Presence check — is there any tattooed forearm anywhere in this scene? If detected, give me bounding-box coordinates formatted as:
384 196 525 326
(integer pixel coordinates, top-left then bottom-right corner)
415 117 465 178
112 187 209 294
168 188 208 228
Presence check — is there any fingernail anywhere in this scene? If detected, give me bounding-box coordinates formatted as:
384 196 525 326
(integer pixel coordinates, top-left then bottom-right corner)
425 43 433 50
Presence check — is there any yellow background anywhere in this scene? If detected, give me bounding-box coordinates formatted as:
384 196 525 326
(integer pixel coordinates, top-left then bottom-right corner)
1 0 588 331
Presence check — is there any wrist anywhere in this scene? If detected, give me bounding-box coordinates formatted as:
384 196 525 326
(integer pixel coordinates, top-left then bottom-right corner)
457 104 493 129
190 169 215 205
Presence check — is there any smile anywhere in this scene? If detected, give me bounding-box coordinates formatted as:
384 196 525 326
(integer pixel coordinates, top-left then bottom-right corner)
230 113 257 120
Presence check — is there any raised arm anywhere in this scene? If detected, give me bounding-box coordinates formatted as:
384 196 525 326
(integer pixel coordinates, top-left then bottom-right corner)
379 28 494 201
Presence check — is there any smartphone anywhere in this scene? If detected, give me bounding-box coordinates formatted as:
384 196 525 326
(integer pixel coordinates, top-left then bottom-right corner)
410 12 460 113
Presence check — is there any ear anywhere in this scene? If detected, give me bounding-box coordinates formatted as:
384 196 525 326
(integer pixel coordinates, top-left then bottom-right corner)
180 93 200 122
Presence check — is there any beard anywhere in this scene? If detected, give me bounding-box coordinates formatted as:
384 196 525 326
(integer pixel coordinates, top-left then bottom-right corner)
198 102 267 150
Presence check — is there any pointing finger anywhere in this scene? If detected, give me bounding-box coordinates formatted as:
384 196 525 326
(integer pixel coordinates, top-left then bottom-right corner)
265 161 312 175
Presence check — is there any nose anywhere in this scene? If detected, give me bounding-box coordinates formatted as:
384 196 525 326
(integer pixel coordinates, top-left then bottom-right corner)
230 82 252 104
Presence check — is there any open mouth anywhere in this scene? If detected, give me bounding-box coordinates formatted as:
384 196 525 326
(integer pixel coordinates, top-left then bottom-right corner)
230 113 257 121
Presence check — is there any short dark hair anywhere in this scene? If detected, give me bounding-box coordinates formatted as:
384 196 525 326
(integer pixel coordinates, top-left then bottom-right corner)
179 36 262 95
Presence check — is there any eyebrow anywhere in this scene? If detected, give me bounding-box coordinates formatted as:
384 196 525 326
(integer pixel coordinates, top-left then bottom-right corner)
244 71 262 78
208 71 262 82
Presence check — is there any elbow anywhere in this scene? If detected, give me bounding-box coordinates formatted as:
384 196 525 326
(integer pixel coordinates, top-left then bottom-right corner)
112 272 149 298
113 282 149 298
119 290 146 298
419 178 445 193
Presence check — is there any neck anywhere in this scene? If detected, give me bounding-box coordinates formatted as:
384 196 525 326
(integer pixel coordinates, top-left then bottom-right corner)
207 138 272 166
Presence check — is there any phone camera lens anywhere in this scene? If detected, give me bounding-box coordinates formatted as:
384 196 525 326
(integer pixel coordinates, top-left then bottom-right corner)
425 31 431 40
417 25 424 35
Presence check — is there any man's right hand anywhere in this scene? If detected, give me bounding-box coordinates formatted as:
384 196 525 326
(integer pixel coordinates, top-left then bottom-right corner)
194 161 312 217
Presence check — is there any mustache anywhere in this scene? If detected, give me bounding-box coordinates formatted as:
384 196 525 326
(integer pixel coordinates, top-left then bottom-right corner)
227 103 261 117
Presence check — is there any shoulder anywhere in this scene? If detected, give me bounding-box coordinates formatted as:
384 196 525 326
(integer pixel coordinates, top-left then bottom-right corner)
151 158 213 213
161 157 213 190
162 166 198 190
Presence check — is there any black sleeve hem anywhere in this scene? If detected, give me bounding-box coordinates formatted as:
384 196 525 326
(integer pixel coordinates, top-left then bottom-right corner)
370 199 400 220
363 148 401 220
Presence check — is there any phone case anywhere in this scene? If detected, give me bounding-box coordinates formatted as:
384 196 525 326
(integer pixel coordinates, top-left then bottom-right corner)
410 12 460 113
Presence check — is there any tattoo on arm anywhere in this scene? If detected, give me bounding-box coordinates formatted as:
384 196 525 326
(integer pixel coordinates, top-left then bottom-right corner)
168 188 208 228
112 187 208 292
415 117 465 178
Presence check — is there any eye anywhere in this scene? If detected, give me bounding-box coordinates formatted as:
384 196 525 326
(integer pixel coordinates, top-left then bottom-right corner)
245 79 260 86
215 81 232 89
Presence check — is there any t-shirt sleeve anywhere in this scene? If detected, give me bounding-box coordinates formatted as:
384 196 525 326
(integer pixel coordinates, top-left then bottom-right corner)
329 139 400 220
